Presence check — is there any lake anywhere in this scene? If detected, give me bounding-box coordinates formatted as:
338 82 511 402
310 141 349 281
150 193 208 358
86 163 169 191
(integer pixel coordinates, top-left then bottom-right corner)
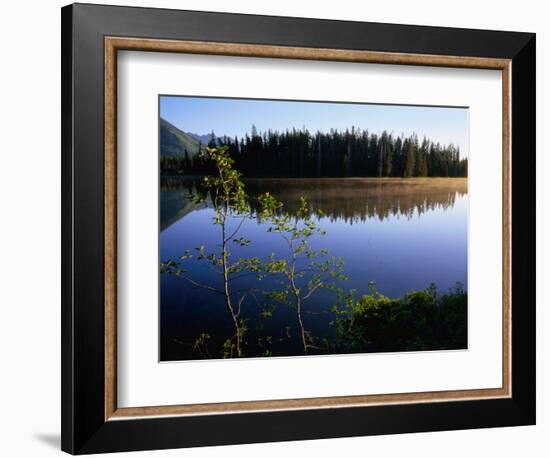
160 177 468 361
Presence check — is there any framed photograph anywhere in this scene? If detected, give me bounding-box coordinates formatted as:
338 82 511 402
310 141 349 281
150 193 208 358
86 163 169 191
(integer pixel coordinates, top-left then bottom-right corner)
61 3 536 454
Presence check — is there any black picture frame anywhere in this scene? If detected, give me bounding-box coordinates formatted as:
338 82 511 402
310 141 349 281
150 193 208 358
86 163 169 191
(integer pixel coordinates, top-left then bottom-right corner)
61 3 536 454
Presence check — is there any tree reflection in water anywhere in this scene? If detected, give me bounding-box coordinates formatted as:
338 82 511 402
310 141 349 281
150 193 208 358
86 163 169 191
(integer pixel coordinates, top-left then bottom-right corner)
161 176 467 231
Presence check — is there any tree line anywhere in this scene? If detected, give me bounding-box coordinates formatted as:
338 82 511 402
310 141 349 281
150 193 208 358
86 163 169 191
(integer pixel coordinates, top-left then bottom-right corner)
161 126 467 178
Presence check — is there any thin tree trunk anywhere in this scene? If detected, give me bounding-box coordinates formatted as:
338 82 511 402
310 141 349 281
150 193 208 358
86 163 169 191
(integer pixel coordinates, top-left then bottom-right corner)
221 208 241 357
295 295 307 354
289 263 308 354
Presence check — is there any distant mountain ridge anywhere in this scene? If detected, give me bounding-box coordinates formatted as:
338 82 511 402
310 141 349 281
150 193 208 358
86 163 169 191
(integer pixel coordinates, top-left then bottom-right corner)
160 118 202 158
160 118 226 158
186 132 218 145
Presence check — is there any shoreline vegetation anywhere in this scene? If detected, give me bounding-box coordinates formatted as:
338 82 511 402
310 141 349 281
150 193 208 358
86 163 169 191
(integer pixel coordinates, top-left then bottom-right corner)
160 146 468 360
160 119 468 178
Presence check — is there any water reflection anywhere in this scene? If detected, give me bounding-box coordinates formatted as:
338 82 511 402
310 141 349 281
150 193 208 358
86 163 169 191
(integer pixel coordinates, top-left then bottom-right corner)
161 176 467 230
160 176 468 361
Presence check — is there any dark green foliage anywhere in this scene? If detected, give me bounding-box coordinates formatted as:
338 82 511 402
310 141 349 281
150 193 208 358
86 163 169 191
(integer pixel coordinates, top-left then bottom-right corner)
161 126 468 178
333 283 467 353
437 283 469 349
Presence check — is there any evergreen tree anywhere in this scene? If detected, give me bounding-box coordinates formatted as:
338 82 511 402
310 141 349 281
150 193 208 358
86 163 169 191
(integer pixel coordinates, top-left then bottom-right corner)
161 126 467 178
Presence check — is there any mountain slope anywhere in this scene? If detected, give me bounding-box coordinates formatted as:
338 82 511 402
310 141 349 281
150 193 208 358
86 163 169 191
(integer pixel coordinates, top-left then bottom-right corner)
160 118 202 157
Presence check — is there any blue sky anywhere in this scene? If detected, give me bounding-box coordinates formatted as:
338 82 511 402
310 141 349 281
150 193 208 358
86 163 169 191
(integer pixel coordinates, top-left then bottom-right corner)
160 96 469 157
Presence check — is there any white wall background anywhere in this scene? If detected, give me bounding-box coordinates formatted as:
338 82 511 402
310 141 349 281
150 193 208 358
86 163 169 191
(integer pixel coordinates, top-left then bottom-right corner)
0 1 545 456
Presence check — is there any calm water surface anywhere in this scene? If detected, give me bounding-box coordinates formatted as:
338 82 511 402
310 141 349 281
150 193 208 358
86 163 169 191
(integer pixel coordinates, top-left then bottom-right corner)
160 177 467 360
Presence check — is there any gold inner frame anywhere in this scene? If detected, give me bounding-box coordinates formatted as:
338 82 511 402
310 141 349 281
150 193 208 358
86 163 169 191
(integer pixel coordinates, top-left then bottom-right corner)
104 37 512 421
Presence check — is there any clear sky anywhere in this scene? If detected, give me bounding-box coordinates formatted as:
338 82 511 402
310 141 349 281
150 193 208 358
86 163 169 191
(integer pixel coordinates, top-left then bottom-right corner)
160 95 469 157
